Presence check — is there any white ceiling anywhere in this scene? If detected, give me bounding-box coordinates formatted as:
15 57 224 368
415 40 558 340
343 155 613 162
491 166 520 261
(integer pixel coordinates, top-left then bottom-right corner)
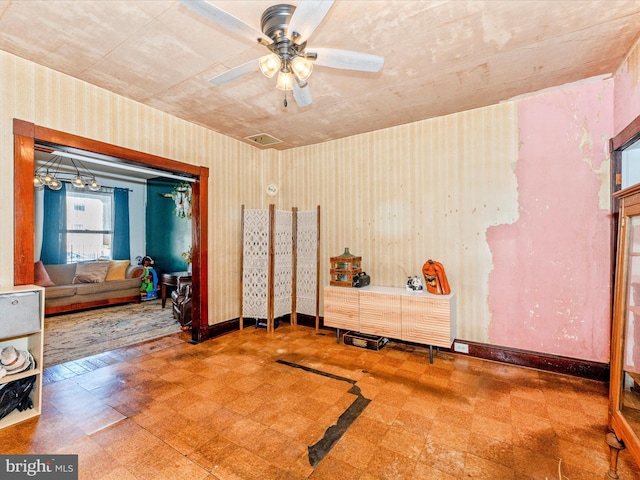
2 0 640 151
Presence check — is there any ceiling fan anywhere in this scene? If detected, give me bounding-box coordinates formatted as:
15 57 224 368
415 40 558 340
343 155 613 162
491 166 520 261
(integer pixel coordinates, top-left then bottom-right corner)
179 0 384 107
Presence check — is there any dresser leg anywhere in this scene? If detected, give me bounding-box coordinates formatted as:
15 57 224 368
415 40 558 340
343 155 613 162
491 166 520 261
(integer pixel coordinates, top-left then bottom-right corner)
605 432 625 479
336 328 340 344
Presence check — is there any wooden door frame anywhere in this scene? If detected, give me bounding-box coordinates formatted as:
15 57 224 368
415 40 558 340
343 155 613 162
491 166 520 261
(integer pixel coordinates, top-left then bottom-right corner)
610 113 640 321
13 118 210 343
611 113 640 199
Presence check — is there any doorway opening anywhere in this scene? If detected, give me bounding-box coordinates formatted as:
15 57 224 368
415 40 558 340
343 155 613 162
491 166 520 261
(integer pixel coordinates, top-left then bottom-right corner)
13 119 210 344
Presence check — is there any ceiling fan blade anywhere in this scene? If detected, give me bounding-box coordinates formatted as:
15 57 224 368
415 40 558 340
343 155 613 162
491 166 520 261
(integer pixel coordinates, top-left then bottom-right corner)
208 59 259 86
310 48 384 72
288 0 334 43
179 0 271 45
293 80 313 107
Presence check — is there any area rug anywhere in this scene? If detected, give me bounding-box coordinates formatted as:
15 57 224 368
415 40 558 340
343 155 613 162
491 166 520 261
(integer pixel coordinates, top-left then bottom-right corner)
44 300 182 366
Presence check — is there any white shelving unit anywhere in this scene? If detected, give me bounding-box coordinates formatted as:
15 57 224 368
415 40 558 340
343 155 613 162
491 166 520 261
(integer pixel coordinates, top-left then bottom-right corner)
0 285 44 429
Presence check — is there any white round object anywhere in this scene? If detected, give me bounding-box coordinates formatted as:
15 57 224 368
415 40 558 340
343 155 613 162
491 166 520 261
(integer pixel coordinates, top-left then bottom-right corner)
266 183 279 196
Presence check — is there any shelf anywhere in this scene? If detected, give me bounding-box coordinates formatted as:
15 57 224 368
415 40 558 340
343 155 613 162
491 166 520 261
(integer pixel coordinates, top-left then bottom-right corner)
0 285 44 429
0 406 39 429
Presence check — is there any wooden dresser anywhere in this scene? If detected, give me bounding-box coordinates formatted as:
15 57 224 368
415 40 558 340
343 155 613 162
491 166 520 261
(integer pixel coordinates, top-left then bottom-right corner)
324 285 456 361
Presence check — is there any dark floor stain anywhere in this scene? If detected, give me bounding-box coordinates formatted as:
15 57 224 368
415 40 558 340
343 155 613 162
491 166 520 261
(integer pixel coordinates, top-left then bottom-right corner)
276 359 357 384
276 359 370 468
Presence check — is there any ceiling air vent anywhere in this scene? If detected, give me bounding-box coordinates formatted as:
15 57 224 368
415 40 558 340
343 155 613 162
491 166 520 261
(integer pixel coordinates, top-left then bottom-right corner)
244 133 283 147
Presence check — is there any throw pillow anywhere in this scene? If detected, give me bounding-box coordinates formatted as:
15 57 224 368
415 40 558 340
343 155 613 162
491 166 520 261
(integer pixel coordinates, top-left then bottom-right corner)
33 261 55 287
105 260 130 281
72 261 110 284
128 266 145 279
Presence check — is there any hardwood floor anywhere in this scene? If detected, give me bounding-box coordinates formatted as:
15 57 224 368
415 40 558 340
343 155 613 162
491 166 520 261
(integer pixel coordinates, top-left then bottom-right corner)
0 324 638 479
43 330 191 386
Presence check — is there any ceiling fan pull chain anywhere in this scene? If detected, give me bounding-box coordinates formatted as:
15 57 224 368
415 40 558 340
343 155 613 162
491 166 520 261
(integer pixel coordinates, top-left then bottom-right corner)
284 91 288 108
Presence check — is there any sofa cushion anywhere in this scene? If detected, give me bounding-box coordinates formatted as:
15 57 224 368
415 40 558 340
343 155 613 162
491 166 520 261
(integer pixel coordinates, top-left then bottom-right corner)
44 285 77 299
74 276 142 296
72 261 110 284
44 263 77 285
106 260 130 281
34 260 55 287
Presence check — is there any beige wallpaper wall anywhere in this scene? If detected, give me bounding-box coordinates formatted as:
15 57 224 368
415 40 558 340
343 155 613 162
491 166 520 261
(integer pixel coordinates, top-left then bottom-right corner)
274 105 519 342
1 50 519 343
0 50 266 326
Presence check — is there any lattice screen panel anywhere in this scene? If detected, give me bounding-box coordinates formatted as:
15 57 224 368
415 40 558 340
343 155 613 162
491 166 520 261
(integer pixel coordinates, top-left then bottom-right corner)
242 209 270 319
274 210 293 319
241 205 319 331
296 209 318 316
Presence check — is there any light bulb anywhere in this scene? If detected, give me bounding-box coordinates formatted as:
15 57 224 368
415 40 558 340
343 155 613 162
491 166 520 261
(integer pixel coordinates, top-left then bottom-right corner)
48 178 62 191
43 172 54 185
88 178 100 191
276 71 294 91
291 56 313 81
33 175 44 188
72 175 85 189
259 54 281 78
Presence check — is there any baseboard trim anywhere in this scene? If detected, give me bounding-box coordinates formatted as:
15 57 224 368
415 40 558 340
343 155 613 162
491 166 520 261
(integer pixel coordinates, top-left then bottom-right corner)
200 318 609 382
202 318 239 340
454 339 609 382
201 314 298 340
293 313 317 329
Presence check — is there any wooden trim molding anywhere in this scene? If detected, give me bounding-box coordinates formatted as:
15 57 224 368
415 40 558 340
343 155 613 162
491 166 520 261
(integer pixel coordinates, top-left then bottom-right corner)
611 113 640 151
13 118 210 343
14 122 35 285
203 318 240 342
203 315 608 381
456 340 609 381
295 314 317 330
45 295 141 316
189 166 209 343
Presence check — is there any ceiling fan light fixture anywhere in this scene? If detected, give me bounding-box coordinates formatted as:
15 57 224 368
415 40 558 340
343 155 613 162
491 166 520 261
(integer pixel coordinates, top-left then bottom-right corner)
259 54 281 78
276 70 294 91
182 0 384 108
291 56 313 81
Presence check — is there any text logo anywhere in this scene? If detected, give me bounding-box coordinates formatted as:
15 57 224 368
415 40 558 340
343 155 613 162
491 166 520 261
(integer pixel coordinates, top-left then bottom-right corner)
0 455 78 479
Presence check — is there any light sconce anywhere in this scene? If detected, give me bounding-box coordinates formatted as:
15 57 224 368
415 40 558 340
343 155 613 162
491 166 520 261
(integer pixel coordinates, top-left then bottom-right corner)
34 155 101 191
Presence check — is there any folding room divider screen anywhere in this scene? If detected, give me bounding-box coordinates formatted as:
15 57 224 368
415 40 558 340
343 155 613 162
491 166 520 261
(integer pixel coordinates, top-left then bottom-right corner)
240 205 320 333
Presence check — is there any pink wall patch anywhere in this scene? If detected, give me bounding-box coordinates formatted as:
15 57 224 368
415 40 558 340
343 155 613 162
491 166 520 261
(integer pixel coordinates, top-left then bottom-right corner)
614 55 640 136
487 81 613 362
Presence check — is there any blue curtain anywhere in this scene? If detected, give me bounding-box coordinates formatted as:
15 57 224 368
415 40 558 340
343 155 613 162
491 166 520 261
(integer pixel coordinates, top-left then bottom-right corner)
40 183 68 265
112 187 131 260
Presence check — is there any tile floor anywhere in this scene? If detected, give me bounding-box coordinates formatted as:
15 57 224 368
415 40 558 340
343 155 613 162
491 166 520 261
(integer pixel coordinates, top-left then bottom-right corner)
0 324 639 480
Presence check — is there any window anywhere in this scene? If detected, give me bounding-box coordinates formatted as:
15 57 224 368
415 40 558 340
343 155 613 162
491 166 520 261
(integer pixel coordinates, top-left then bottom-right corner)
66 190 113 262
